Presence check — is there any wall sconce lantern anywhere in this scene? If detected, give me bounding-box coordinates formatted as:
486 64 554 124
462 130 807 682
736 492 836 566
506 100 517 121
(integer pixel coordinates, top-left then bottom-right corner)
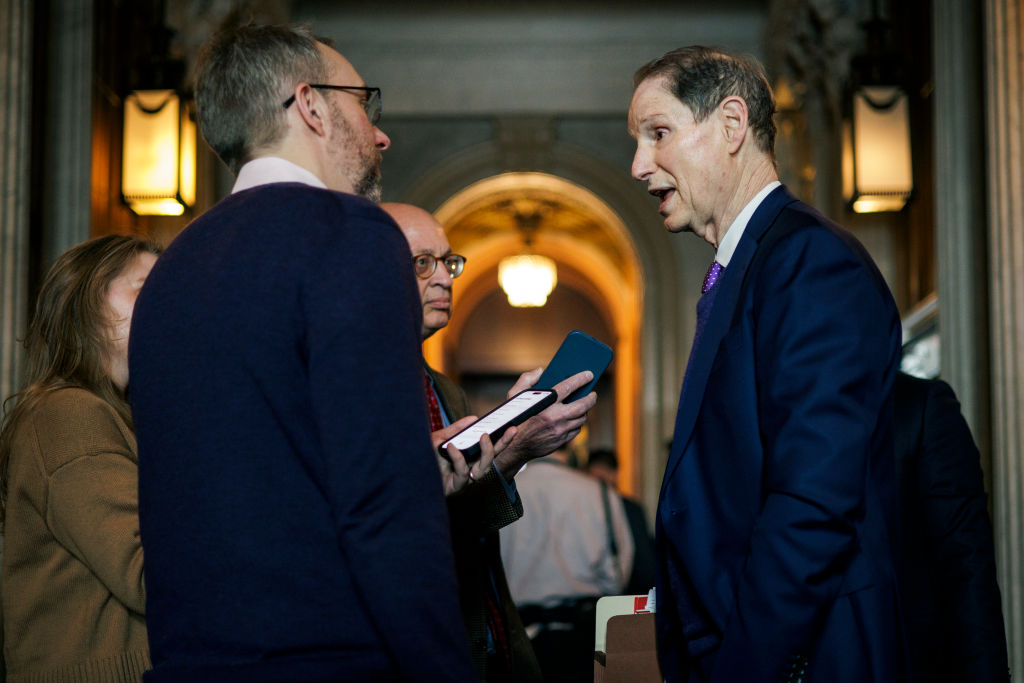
842 3 913 213
122 89 196 216
842 85 913 213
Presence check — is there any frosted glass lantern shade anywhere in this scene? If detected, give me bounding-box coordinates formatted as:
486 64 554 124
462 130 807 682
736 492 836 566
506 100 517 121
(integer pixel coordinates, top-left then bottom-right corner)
122 89 196 216
498 254 558 307
842 85 913 213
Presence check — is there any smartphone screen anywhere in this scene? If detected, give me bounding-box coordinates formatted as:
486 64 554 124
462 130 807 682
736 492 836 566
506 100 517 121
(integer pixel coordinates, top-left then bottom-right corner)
440 389 557 461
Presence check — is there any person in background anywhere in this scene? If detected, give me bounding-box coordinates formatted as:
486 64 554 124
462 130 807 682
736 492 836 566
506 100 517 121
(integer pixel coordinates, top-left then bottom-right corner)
0 235 159 682
500 446 633 683
382 201 597 683
629 46 906 682
586 448 656 596
893 371 1009 682
129 24 475 682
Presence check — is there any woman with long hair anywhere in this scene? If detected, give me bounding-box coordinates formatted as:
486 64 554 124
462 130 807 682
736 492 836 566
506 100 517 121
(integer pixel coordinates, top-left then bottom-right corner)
1 234 159 682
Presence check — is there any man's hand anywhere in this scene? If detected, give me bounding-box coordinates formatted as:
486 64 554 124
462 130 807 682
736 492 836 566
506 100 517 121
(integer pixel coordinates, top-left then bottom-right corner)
504 367 545 398
432 416 517 496
494 369 596 480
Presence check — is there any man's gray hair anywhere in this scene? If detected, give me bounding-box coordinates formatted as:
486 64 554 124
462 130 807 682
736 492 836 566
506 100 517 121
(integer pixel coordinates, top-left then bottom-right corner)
633 46 777 159
194 24 329 174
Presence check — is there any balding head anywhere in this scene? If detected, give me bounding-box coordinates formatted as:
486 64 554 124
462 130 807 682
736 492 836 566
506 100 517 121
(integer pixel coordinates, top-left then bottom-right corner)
382 203 457 340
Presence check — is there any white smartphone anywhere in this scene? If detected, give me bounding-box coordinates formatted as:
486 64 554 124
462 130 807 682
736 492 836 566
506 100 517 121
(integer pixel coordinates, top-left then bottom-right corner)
439 389 557 462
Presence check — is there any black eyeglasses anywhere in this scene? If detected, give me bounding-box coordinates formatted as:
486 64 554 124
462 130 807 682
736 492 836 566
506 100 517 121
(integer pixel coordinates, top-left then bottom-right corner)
282 85 382 125
413 253 466 279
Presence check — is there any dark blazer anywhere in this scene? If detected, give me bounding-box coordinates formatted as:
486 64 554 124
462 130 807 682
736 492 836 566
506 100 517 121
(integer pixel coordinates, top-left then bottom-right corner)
656 186 906 683
893 372 1009 682
429 368 543 683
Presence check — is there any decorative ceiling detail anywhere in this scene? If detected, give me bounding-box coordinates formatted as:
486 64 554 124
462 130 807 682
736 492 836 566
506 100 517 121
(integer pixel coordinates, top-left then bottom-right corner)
443 180 632 280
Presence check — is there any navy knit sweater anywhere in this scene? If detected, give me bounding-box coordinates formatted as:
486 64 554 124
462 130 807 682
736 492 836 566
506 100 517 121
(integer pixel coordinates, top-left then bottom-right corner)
129 184 474 682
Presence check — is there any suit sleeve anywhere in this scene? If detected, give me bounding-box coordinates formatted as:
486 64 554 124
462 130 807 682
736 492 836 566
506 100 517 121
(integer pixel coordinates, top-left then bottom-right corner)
303 207 474 681
919 381 1009 681
434 374 525 537
710 227 899 681
448 468 523 537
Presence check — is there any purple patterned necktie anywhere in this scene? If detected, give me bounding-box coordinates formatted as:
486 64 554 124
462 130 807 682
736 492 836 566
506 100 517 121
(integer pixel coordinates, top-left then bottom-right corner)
702 261 724 294
679 260 725 402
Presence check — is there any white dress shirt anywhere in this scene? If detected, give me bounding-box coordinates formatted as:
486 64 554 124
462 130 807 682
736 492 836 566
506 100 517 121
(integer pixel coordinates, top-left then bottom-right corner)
231 157 327 194
715 180 781 267
500 458 634 606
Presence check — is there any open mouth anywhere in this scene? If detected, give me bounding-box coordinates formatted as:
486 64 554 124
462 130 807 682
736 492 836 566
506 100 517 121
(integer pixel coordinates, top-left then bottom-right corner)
649 187 674 212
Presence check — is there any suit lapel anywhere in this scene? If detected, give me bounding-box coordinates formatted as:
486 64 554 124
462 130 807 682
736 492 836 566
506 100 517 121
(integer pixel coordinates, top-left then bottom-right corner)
662 187 796 487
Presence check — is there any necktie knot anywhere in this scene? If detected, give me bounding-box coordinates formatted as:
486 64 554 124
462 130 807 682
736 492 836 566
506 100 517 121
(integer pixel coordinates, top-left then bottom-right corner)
702 261 724 294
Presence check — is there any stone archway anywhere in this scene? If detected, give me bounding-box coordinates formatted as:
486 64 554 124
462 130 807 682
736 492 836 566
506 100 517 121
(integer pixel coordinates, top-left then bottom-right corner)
394 121 695 513
427 172 643 493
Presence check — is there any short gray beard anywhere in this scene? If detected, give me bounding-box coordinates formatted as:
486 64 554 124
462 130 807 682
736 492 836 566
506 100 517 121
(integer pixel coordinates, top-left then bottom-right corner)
329 100 384 202
355 166 383 202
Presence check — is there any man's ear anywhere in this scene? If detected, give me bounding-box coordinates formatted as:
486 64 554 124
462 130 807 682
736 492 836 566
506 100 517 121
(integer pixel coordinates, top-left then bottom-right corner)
289 83 328 137
719 96 748 154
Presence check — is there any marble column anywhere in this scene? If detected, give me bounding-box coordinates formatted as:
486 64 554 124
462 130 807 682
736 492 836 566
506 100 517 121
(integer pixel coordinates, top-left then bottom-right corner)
984 0 1024 676
0 0 32 403
933 0 991 483
40 0 93 264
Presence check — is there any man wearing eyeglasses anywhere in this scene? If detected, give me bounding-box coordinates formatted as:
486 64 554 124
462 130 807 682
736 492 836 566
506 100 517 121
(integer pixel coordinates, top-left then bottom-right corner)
130 25 475 682
381 203 598 683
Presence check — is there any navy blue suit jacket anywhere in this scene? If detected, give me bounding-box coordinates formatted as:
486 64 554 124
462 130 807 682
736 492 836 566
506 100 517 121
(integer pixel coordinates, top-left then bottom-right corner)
656 186 907 682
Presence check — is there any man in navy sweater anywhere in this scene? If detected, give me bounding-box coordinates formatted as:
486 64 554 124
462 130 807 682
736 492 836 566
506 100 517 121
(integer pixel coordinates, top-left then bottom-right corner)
129 24 476 682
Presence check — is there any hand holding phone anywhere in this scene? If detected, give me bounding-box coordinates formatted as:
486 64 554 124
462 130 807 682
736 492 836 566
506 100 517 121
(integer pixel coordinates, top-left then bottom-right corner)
434 417 499 497
439 389 557 462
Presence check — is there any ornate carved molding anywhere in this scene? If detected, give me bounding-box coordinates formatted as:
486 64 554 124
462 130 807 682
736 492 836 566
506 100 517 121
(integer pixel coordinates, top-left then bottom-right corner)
766 0 861 123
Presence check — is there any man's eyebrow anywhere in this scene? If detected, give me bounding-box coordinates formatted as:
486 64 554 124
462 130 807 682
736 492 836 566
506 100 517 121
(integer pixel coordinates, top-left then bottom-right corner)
628 117 654 134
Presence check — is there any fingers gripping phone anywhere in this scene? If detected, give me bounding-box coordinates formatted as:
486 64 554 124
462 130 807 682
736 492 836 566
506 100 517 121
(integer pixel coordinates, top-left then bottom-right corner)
439 389 557 462
535 330 614 403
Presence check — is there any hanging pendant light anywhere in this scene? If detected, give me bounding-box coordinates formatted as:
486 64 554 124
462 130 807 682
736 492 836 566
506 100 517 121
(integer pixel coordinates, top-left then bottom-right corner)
499 254 558 307
497 199 558 307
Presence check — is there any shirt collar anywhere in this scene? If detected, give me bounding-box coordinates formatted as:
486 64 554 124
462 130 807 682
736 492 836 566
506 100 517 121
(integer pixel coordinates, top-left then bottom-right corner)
715 180 781 267
231 157 328 194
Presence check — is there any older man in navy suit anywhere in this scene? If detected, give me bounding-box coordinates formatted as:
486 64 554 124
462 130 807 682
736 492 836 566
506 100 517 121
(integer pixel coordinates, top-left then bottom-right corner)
628 46 907 682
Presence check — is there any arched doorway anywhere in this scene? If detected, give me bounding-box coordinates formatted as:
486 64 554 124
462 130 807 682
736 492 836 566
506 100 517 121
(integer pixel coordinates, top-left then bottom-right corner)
425 172 644 494
396 126 694 514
